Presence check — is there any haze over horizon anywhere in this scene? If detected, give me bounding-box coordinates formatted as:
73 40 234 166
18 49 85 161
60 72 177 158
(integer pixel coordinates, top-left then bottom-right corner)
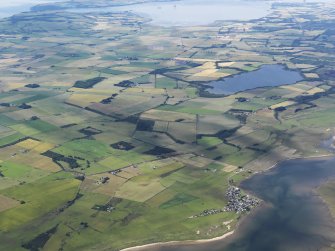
0 0 58 18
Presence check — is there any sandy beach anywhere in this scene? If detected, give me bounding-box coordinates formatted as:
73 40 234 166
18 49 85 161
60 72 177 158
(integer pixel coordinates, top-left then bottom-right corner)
120 231 235 251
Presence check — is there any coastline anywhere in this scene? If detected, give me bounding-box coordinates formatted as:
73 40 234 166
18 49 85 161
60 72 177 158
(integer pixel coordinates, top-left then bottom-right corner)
120 231 235 251
120 153 335 251
262 153 335 172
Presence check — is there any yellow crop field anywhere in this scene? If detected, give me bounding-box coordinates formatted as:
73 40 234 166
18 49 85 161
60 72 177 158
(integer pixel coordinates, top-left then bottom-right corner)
305 87 325 95
33 142 55 153
93 175 127 196
174 57 217 63
16 139 54 153
270 101 296 109
281 85 306 93
16 139 41 149
67 93 110 107
124 87 166 95
218 61 236 67
304 73 319 79
115 178 166 202
141 109 196 122
12 153 61 172
222 163 238 173
193 68 218 77
294 64 316 69
1 83 26 92
68 87 120 94
180 61 233 80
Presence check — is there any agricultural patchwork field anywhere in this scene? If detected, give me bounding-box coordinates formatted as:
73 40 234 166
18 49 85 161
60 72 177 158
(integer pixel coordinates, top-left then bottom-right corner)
0 1 335 251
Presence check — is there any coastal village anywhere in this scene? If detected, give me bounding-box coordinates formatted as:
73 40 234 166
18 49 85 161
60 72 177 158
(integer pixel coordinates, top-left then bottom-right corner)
190 186 260 219
224 186 260 213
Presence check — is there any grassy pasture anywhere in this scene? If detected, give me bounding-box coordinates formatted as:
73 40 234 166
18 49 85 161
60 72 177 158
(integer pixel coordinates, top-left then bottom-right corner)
0 132 25 147
9 119 58 137
158 101 222 115
198 114 240 135
0 161 50 187
156 75 177 89
34 128 84 145
197 136 222 147
133 131 178 147
160 193 198 209
98 156 131 171
141 109 196 123
88 92 167 119
116 178 166 202
53 139 111 161
161 168 199 187
9 124 40 136
0 173 80 231
0 114 19 126
167 122 196 143
139 161 184 178
287 107 335 129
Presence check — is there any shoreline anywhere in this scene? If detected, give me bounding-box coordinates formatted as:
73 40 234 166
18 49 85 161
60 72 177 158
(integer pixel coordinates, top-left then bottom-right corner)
120 231 235 251
261 153 335 173
120 153 335 251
